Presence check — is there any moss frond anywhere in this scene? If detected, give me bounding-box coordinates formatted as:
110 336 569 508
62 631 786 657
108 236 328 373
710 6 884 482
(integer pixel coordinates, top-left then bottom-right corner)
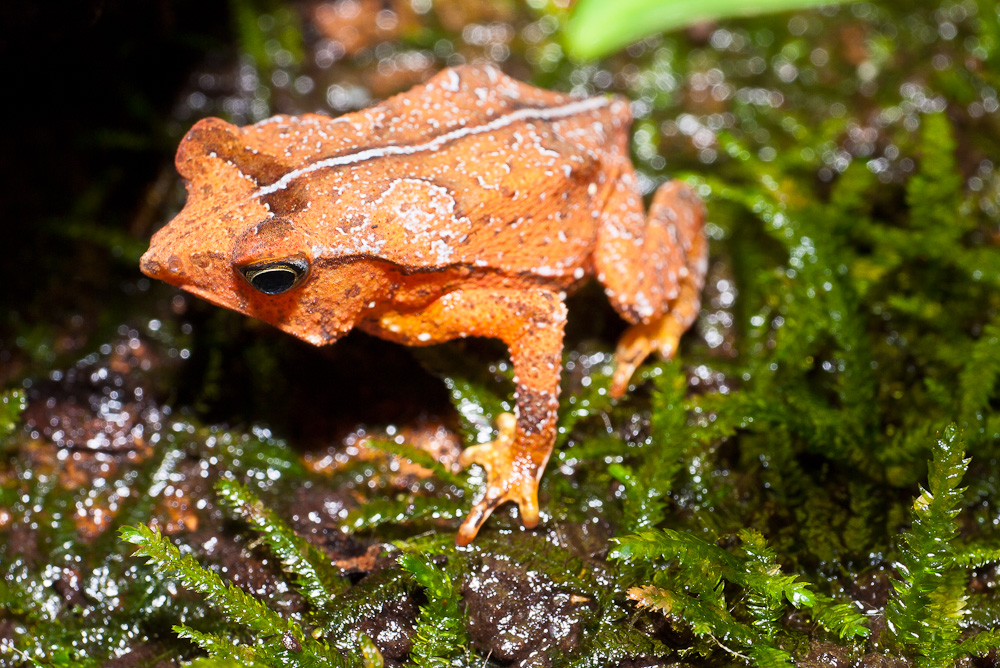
885 425 1000 664
174 625 259 664
215 479 348 610
567 603 667 668
612 363 693 531
612 527 868 664
951 545 1000 569
808 595 871 642
441 373 507 445
905 113 966 239
556 353 615 448
318 567 413 650
748 646 794 668
417 346 511 445
121 523 292 638
958 630 1000 657
120 523 353 667
363 439 467 489
397 553 470 667
958 315 1000 424
358 634 384 668
344 494 466 533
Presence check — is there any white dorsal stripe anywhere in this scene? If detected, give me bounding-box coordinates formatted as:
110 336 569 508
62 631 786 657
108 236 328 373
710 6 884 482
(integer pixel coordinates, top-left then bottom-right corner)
251 95 612 198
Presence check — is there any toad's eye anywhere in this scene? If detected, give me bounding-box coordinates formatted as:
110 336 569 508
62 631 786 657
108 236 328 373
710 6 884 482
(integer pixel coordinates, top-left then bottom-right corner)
240 257 309 295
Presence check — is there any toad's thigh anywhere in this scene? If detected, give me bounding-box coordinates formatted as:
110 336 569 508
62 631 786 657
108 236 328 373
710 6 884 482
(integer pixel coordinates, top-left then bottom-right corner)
594 165 705 325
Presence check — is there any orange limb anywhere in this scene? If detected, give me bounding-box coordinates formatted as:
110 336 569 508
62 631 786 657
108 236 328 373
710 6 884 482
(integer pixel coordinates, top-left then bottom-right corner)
609 279 703 398
595 175 708 397
370 288 567 545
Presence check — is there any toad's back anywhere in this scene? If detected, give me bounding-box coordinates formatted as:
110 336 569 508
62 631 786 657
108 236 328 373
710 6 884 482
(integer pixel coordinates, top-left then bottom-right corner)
176 64 632 279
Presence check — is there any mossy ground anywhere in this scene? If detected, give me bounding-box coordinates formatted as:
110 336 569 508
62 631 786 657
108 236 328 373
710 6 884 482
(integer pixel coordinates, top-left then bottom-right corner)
2 1 1000 666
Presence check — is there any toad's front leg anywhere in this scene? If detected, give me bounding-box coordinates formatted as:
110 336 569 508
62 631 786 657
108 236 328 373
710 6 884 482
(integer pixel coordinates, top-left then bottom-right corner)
370 288 566 546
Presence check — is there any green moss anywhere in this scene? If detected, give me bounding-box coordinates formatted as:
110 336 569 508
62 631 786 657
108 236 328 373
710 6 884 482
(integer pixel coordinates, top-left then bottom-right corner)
610 362 693 531
397 553 470 666
121 523 356 667
885 426 1000 665
610 527 867 663
216 479 349 611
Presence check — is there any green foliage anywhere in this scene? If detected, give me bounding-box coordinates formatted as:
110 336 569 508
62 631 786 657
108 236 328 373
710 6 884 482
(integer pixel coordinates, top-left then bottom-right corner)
358 634 385 668
0 404 353 666
610 362 693 531
906 113 967 240
564 0 855 60
121 523 354 667
231 0 304 74
885 426 1000 665
397 553 470 667
959 315 1000 423
215 479 349 611
418 346 512 445
340 434 469 535
567 603 667 668
612 528 868 664
316 566 414 650
121 523 293 642
0 424 234 665
344 494 467 533
555 352 616 449
175 626 260 665
363 439 467 489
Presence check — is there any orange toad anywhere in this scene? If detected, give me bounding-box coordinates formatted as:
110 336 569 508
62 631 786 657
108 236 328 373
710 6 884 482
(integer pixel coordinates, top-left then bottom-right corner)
141 65 707 545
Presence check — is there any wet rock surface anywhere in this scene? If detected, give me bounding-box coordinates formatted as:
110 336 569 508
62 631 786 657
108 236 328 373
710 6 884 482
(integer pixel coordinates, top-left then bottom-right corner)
797 642 856 668
462 553 587 665
357 592 419 662
23 330 169 453
334 566 419 663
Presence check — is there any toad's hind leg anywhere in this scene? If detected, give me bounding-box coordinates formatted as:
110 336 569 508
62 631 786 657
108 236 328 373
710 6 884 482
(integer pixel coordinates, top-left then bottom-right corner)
594 173 707 398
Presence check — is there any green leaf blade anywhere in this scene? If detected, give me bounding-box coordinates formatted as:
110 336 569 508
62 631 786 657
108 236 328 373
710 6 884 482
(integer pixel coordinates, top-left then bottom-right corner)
565 0 856 60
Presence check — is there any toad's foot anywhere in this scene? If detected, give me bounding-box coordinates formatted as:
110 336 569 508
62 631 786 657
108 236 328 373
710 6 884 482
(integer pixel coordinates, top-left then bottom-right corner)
609 273 704 398
456 413 542 546
609 313 687 399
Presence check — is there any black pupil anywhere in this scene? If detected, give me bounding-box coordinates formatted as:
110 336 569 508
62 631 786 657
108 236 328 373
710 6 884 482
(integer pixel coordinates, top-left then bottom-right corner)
248 264 301 294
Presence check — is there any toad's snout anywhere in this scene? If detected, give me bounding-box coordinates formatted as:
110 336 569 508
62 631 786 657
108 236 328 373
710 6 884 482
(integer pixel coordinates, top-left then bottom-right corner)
139 246 184 282
139 245 197 289
139 249 162 278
